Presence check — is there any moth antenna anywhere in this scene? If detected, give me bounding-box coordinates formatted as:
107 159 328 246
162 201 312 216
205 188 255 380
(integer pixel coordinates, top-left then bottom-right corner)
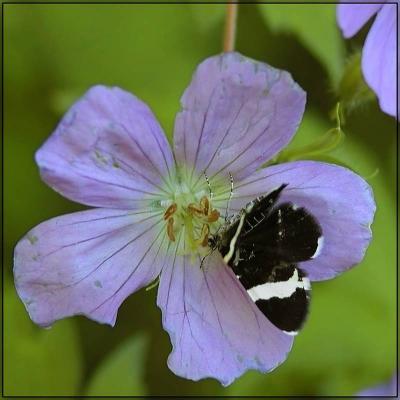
224 172 234 221
204 172 213 200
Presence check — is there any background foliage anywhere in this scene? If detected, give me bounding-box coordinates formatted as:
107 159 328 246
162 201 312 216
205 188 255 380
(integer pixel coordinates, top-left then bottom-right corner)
4 3 397 396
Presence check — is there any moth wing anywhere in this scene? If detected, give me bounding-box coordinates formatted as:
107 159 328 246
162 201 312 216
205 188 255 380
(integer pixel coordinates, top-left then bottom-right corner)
239 202 323 264
246 265 311 334
221 184 287 244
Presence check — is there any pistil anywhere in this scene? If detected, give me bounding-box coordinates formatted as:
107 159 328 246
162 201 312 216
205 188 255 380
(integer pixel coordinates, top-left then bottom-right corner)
162 194 220 253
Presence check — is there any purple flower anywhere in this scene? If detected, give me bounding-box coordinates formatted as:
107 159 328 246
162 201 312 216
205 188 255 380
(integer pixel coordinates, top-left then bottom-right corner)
337 2 398 119
358 373 398 396
14 52 375 386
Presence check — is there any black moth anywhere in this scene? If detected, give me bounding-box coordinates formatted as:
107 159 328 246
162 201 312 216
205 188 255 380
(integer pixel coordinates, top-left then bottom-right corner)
209 184 323 335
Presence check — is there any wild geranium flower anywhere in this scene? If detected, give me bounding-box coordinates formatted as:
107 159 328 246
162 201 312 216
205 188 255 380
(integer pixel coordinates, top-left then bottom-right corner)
337 2 398 119
14 52 375 386
357 373 397 396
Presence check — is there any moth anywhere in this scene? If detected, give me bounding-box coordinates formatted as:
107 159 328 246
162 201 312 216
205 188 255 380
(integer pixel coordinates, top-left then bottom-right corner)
209 184 323 335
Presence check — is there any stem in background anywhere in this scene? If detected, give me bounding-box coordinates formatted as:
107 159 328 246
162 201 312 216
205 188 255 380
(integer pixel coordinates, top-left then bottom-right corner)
223 3 238 52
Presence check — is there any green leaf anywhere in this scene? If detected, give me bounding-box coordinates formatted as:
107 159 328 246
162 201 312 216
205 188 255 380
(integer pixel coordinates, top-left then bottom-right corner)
258 4 344 83
188 4 225 34
5 4 223 140
276 104 344 163
4 284 82 396
85 334 149 396
337 52 375 113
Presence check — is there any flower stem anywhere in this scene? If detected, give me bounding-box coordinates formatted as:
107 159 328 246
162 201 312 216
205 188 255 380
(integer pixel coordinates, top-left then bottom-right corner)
223 3 238 52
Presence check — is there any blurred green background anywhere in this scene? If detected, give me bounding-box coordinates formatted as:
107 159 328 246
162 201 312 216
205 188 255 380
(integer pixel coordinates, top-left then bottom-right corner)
4 3 397 396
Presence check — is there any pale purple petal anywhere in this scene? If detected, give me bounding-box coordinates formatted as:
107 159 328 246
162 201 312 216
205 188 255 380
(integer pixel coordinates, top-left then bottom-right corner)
337 3 383 38
173 52 306 182
358 373 398 396
157 250 293 386
14 208 167 327
36 85 174 208
225 161 375 281
362 4 398 118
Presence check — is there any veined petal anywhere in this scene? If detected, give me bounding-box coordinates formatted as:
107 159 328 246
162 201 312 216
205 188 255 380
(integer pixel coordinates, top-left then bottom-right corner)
14 208 167 327
36 86 175 209
337 3 383 38
362 4 398 118
157 248 293 386
357 373 398 396
173 52 306 183
224 161 375 281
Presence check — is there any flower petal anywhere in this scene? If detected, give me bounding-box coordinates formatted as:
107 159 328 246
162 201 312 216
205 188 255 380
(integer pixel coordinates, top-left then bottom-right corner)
173 52 306 182
224 161 375 281
362 4 397 118
14 208 167 327
357 373 397 396
36 85 175 208
157 249 293 386
337 3 382 38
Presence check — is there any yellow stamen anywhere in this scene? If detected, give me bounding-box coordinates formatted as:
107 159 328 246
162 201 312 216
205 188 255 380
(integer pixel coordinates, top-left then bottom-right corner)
167 217 176 242
200 196 210 215
198 224 210 247
207 209 220 223
164 203 177 220
163 189 220 251
187 203 204 216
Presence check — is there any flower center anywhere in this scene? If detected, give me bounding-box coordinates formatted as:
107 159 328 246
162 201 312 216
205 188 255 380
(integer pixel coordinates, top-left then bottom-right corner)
162 177 221 254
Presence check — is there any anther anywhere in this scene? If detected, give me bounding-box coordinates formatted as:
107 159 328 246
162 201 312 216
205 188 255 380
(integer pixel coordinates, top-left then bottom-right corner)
207 209 220 223
200 224 210 247
196 223 210 247
167 217 176 242
164 203 177 220
200 196 210 216
187 203 204 216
